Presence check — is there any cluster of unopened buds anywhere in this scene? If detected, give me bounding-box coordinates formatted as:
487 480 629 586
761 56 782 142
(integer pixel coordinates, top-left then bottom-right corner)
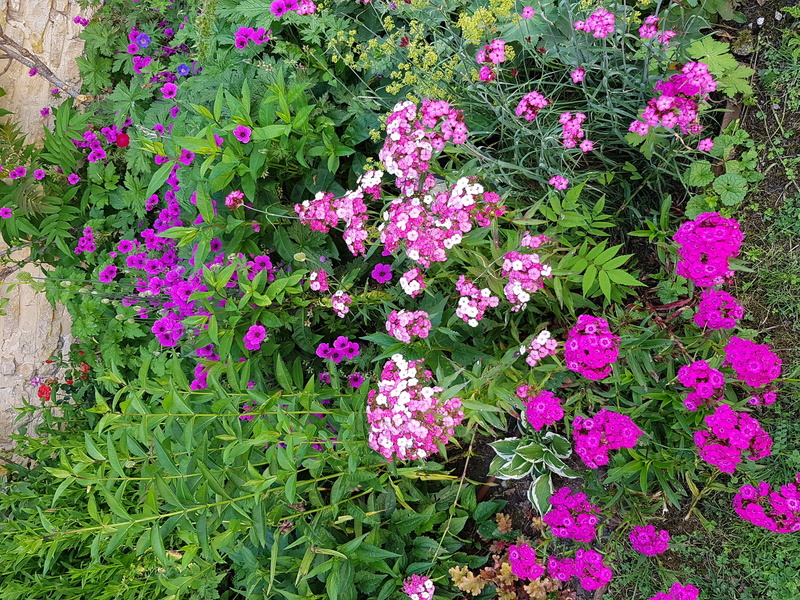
508 542 545 580
520 329 558 367
366 355 464 462
694 403 772 473
630 61 717 136
673 212 743 287
518 386 564 431
548 549 613 591
694 289 744 330
677 359 725 411
573 409 642 468
455 275 499 327
629 525 670 555
386 310 432 343
476 38 506 82
733 473 800 533
501 250 552 311
331 290 352 318
543 487 601 543
564 314 620 380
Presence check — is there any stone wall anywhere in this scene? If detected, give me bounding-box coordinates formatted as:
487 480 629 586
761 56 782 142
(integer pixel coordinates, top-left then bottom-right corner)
0 0 85 141
0 0 84 448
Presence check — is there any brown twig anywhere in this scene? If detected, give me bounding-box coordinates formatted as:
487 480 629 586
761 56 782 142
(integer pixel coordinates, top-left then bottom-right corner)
0 24 79 99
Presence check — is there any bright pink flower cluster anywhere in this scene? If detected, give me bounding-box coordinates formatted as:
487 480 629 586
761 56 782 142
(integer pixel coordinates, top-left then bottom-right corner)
516 90 549 121
638 15 675 43
366 354 464 461
386 310 432 343
244 324 266 351
331 290 352 318
748 388 778 406
520 330 558 367
573 409 643 468
724 336 782 389
399 267 426 298
733 473 800 533
402 574 435 600
309 269 329 292
694 289 744 330
380 99 468 196
233 26 269 49
574 9 616 38
518 386 564 431
677 359 725 411
564 314 620 380
508 542 545 580
75 227 97 254
295 187 370 256
630 62 717 136
543 487 601 543
476 39 506 82
548 549 613 591
694 403 772 473
225 190 245 210
316 336 360 363
629 525 670 555
673 212 743 287
379 176 504 267
455 275 500 327
548 175 569 190
501 250 552 311
559 112 592 151
649 583 700 600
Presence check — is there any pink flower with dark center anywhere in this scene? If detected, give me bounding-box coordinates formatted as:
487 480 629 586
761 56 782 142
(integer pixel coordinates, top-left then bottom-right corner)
233 125 252 143
161 82 178 100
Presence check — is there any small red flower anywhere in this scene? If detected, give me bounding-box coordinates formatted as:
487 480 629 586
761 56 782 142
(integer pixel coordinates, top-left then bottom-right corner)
510 69 519 77
37 384 52 399
537 46 547 54
78 351 84 356
79 362 90 373
45 359 52 364
66 380 73 385
81 374 87 379
399 35 410 48
115 133 130 148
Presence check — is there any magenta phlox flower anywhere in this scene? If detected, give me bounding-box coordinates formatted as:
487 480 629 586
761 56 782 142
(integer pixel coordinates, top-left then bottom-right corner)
677 359 725 411
243 324 267 351
724 336 781 389
733 473 800 533
516 90 549 121
518 386 563 430
564 314 619 380
0 207 12 219
574 8 616 38
232 125 252 143
543 487 601 543
648 583 700 600
508 542 545 580
371 263 392 283
673 212 742 286
386 310 432 343
694 289 744 330
520 330 558 367
629 525 670 555
402 575 434 600
161 82 178 99
573 409 642 468
98 265 118 283
694 403 772 473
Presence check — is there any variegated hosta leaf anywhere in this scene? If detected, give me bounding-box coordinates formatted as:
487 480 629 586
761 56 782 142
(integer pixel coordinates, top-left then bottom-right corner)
527 473 554 516
542 432 573 459
489 437 521 461
542 451 582 478
515 442 545 464
490 453 534 480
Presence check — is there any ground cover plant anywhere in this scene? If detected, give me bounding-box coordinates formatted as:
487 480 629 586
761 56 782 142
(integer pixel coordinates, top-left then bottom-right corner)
0 0 797 598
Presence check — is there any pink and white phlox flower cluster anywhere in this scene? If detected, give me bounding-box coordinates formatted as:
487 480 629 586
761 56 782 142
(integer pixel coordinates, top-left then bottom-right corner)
476 39 506 82
501 250 552 311
309 269 329 292
379 177 504 267
380 99 468 196
455 275 499 327
399 268 426 298
724 336 782 389
508 542 545 580
560 112 592 151
564 314 620 380
733 473 800 533
574 9 616 38
649 583 700 600
402 574 435 600
386 310 432 343
673 212 743 287
366 354 464 462
520 232 551 249
694 289 744 330
331 290 352 318
573 409 643 468
295 191 338 232
516 90 549 121
694 403 772 473
521 330 558 367
548 549 613 590
677 359 725 411
629 525 670 555
630 62 717 136
518 386 564 430
543 487 601 543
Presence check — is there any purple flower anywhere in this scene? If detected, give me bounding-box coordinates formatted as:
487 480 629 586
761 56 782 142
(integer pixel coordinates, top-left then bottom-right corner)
177 63 190 76
127 43 139 54
348 372 364 388
234 36 249 49
161 82 178 100
0 207 12 219
371 263 392 284
98 265 118 283
40 107 50 118
316 343 333 359
233 125 252 143
135 33 151 48
67 173 80 185
179 149 195 165
33 169 46 180
319 371 331 384
244 324 267 351
28 68 38 76
154 124 165 134
117 240 134 253
270 0 289 16
213 134 224 147
170 105 180 118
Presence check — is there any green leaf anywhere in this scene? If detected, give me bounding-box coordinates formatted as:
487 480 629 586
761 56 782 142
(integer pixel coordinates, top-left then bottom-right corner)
685 160 715 187
583 264 598 296
606 269 644 286
275 355 293 392
713 172 748 206
598 270 612 300
151 523 168 565
489 437 520 460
